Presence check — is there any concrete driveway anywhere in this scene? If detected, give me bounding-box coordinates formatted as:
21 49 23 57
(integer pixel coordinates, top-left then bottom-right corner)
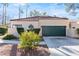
43 37 79 56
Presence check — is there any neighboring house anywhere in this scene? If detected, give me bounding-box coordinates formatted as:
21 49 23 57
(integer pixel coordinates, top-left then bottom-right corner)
9 16 70 37
68 21 79 38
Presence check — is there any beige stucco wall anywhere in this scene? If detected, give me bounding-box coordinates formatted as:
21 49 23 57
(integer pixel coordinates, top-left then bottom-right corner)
68 21 79 38
9 18 69 37
39 19 69 36
11 21 39 28
10 20 39 36
39 19 69 27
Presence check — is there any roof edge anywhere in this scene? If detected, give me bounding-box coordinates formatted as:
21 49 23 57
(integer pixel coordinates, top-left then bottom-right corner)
10 16 68 21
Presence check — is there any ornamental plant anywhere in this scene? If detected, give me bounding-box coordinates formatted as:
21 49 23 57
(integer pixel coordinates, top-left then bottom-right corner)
18 31 41 50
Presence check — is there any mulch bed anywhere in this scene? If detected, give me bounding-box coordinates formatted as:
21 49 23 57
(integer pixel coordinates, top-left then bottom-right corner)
0 43 50 56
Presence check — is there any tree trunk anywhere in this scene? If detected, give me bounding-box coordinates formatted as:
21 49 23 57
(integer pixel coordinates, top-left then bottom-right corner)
2 4 7 25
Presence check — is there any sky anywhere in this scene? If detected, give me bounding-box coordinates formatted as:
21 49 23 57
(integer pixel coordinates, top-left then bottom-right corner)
0 3 79 23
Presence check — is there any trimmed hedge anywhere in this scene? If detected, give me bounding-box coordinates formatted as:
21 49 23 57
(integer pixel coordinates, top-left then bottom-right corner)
16 27 40 35
77 28 79 35
3 34 18 40
0 28 7 36
27 28 40 34
16 28 24 35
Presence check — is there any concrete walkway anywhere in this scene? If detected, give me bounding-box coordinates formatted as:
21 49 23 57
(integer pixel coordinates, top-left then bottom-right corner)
0 40 19 44
43 37 79 56
0 39 46 45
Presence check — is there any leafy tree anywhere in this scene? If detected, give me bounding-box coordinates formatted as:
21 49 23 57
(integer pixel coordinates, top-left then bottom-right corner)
28 24 34 30
30 10 47 17
42 12 47 15
64 3 78 16
57 3 79 16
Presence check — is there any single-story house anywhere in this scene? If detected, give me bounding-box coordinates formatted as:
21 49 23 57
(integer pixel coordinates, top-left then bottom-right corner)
8 16 79 38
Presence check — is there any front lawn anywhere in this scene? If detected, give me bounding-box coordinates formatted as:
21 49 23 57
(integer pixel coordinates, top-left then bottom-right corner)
3 34 18 40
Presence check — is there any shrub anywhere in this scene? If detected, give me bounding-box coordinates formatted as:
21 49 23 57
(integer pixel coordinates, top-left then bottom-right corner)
28 24 34 30
16 28 24 35
0 28 7 36
27 28 40 34
18 31 41 49
3 34 18 40
77 28 79 35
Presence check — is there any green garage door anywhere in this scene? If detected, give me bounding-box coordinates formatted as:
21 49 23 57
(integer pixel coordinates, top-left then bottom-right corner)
42 26 66 36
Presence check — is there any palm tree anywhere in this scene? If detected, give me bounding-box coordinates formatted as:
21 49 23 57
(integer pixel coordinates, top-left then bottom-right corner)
2 3 8 25
26 4 29 18
18 4 21 19
18 4 24 19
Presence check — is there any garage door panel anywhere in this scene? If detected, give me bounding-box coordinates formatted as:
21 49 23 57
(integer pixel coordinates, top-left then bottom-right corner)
42 26 66 36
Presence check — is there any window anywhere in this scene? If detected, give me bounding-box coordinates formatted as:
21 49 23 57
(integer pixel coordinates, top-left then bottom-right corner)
15 24 22 28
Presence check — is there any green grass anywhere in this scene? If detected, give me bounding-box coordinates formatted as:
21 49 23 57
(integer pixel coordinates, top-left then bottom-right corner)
77 28 79 35
16 28 24 35
3 34 18 40
27 28 40 34
0 27 7 36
